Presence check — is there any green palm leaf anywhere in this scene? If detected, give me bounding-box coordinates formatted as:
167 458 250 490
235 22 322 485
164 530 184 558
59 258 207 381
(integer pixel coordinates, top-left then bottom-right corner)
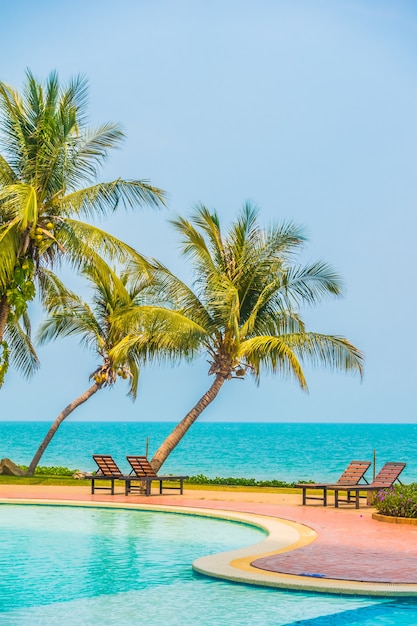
5 319 39 378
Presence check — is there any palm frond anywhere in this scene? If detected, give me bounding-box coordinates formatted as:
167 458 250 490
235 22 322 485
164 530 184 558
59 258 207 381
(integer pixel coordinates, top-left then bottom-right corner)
109 328 199 366
5 319 39 378
68 124 126 183
36 268 71 308
111 305 207 340
240 335 308 389
0 183 38 230
126 358 140 400
0 81 29 169
149 261 215 329
287 332 365 376
0 221 19 288
56 179 166 218
190 205 227 271
59 72 89 124
37 295 102 349
55 218 146 267
0 154 18 185
282 262 344 305
242 332 364 384
169 212 217 276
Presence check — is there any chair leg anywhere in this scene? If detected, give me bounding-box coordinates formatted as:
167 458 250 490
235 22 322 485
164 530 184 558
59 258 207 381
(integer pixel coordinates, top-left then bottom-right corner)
91 479 95 495
302 488 307 505
335 489 339 508
323 487 327 507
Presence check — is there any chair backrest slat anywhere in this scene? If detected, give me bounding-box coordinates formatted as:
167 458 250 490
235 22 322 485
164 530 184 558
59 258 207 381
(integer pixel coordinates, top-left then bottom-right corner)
93 455 123 477
336 461 371 486
127 455 157 478
371 462 406 487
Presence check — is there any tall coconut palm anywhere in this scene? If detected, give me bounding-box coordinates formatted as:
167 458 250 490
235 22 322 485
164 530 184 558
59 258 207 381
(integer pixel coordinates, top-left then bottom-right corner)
26 262 155 475
112 203 364 472
0 69 165 383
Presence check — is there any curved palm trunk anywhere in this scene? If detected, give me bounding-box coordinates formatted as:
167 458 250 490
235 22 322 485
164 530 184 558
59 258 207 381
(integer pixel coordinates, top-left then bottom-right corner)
0 295 9 343
27 382 100 475
150 373 228 473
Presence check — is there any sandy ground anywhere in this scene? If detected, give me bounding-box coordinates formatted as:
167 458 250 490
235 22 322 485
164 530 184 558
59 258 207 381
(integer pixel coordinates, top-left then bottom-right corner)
0 483 307 506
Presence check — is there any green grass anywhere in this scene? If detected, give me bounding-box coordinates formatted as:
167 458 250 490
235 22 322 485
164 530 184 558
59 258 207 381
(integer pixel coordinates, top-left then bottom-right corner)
0 474 86 486
0 476 298 493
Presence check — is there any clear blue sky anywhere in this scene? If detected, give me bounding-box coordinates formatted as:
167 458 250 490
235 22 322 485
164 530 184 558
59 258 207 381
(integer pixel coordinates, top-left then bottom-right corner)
1 0 417 423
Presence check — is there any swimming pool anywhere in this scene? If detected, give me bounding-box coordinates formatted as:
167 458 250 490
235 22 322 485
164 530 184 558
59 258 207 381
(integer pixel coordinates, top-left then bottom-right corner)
0 504 416 625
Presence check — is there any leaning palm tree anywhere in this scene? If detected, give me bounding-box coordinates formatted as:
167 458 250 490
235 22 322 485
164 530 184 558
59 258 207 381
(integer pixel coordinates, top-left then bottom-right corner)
112 203 364 472
26 263 154 475
0 69 165 383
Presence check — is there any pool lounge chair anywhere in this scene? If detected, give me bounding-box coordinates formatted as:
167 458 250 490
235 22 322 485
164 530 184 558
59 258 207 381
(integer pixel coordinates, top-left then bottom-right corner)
87 454 132 495
332 461 406 509
126 455 188 496
296 460 371 506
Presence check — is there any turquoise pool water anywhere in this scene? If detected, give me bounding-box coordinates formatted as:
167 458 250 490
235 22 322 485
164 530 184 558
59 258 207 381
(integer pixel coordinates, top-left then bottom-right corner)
0 504 416 625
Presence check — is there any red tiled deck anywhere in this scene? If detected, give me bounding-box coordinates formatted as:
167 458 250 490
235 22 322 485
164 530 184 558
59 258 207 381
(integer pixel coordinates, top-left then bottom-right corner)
1 484 417 586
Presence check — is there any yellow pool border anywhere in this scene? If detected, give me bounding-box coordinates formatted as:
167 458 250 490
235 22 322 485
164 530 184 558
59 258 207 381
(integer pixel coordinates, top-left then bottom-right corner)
2 497 417 597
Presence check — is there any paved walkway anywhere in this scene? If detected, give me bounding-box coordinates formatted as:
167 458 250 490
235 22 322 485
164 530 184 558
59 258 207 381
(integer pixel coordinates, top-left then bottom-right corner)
2 484 417 592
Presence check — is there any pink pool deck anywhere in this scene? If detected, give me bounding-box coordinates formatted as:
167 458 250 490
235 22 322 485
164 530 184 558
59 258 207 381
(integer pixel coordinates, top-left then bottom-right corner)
2 484 417 591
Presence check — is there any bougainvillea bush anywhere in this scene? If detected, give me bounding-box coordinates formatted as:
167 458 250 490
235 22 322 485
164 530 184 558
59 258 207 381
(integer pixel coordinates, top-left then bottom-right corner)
374 483 417 518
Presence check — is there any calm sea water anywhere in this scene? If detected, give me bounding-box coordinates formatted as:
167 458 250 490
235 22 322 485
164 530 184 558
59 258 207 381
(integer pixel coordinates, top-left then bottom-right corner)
1 421 417 483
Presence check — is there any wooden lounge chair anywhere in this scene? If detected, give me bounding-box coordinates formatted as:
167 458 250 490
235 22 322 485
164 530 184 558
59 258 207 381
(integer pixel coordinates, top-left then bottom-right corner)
296 460 371 506
332 461 406 509
126 455 188 496
86 454 132 495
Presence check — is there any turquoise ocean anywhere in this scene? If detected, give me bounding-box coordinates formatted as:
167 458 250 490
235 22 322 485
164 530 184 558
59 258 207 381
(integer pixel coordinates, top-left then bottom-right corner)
1 421 417 483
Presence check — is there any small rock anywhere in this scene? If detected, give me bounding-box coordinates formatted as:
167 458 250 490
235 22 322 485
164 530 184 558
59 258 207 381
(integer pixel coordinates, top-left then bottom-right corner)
0 458 25 476
73 471 88 479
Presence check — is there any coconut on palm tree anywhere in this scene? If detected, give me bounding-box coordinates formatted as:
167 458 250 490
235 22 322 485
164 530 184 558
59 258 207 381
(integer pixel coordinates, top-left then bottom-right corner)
112 203 364 472
26 263 154 475
0 69 165 383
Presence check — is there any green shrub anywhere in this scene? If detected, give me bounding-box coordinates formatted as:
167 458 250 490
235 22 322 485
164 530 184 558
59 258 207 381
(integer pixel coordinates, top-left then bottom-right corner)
19 465 79 476
374 483 417 518
186 474 298 488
